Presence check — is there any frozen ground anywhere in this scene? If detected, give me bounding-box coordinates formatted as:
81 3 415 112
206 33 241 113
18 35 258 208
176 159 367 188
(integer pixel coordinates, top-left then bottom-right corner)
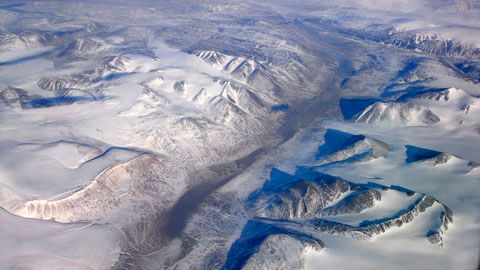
0 0 479 269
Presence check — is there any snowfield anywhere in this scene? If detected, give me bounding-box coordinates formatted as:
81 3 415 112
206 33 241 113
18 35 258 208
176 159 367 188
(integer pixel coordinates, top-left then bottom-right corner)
0 0 479 269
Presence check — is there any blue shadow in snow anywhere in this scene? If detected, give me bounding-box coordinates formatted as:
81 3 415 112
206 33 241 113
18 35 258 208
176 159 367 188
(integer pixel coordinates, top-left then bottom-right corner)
271 104 289 112
388 87 448 103
315 129 365 159
0 50 51 67
394 58 421 80
0 3 25 9
222 219 320 270
102 72 136 81
339 98 380 120
26 96 96 108
405 145 442 163
247 166 343 205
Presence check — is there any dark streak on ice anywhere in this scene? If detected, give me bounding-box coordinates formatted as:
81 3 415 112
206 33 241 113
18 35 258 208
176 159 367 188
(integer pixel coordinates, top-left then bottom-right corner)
160 148 264 241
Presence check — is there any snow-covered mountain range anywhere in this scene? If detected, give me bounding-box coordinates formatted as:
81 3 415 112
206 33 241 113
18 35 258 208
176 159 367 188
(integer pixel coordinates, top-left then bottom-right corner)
0 0 479 269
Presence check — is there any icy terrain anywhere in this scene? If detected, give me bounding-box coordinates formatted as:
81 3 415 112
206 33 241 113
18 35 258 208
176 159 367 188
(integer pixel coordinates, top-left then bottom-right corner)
0 0 479 269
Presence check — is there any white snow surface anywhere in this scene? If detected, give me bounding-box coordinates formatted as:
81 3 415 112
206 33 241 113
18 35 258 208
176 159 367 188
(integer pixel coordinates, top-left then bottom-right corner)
0 0 479 269
0 209 120 270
